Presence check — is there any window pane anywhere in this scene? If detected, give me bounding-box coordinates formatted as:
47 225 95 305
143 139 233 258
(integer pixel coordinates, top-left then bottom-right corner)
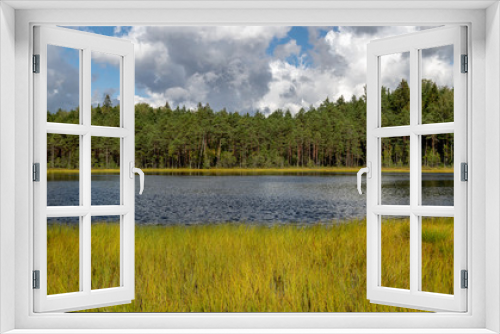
47 45 80 124
47 217 80 295
380 52 410 127
381 136 410 205
421 217 454 294
91 137 120 205
91 216 121 290
421 133 454 206
91 51 121 127
47 133 80 206
381 216 410 290
421 45 454 124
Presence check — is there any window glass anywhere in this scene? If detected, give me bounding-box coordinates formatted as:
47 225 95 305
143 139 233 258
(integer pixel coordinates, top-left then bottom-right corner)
91 216 121 290
381 137 410 205
47 45 80 124
47 133 80 206
381 216 410 290
421 133 454 206
421 45 454 124
421 217 454 294
91 51 121 127
91 137 121 206
47 217 80 295
380 52 410 127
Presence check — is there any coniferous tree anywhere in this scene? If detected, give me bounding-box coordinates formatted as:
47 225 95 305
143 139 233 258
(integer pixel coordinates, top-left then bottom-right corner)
46 79 454 170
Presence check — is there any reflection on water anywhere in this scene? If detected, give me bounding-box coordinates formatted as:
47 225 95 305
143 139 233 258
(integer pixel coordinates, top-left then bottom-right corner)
381 173 453 206
48 173 453 225
421 173 454 206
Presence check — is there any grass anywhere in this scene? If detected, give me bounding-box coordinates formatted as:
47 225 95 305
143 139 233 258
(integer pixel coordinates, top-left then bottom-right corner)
46 218 454 312
47 222 121 295
46 166 454 175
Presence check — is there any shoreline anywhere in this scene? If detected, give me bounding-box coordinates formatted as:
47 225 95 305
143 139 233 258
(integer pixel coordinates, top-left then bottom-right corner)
47 167 454 175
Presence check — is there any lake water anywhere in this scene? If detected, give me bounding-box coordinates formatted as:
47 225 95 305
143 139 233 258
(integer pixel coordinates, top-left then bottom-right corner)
47 173 453 225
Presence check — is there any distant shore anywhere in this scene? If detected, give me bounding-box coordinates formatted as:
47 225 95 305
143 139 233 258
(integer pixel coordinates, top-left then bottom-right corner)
47 166 454 175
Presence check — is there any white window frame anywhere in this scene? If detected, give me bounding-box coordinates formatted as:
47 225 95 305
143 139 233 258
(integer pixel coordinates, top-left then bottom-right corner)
1 1 499 333
366 26 467 312
33 26 136 313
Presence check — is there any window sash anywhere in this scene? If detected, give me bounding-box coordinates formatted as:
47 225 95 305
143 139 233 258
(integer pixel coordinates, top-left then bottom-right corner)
366 26 467 312
32 25 135 313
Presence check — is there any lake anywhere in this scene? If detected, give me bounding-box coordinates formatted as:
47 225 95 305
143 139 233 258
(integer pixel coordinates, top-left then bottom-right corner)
47 173 453 225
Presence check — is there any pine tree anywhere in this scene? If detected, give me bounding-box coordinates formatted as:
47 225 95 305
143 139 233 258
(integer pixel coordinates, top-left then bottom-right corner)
103 94 112 108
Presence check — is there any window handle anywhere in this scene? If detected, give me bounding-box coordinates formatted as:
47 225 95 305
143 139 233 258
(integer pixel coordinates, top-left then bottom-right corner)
357 162 371 195
129 162 144 195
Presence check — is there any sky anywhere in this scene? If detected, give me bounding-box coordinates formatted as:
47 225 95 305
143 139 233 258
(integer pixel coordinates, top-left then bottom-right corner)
47 26 453 115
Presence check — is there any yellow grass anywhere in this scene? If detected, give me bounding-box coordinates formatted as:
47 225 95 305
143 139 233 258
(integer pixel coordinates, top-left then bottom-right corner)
47 169 121 175
46 218 454 312
47 167 454 175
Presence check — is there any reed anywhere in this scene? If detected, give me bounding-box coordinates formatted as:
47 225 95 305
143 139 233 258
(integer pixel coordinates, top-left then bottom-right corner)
46 218 453 312
46 167 454 175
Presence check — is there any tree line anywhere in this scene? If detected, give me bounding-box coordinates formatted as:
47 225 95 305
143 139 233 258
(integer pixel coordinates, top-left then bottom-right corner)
46 79 454 170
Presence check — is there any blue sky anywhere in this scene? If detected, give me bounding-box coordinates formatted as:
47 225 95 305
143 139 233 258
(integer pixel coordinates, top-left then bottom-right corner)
47 26 453 115
266 27 316 67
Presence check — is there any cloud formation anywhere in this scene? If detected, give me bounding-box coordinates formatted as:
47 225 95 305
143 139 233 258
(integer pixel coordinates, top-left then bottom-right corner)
49 25 453 116
127 26 289 112
47 45 80 113
256 26 424 114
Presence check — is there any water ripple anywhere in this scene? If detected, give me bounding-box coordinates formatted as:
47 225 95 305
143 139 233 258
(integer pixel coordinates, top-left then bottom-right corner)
48 173 453 225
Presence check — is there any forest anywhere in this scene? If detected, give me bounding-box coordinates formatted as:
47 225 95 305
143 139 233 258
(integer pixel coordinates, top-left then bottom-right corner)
46 79 454 170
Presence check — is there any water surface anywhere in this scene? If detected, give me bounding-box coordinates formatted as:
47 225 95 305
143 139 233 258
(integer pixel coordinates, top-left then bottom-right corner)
47 173 453 225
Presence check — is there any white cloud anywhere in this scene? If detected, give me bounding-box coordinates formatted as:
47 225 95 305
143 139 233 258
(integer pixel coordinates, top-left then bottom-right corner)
321 26 418 93
255 60 333 114
254 26 453 115
199 26 289 42
50 26 454 116
91 51 121 67
274 40 301 59
380 52 410 90
255 27 419 114
118 26 288 112
421 45 453 87
47 45 79 113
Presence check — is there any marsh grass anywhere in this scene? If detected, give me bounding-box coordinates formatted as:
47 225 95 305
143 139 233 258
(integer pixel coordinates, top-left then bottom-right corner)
47 223 80 295
46 167 454 176
381 218 411 290
421 217 454 295
91 222 121 290
46 219 453 312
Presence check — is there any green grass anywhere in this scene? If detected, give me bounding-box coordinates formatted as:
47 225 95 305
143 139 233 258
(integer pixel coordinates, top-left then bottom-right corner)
47 218 454 312
47 166 454 175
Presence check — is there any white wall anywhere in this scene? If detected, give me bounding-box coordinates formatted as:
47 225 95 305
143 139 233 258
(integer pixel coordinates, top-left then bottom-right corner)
486 2 500 333
0 2 16 333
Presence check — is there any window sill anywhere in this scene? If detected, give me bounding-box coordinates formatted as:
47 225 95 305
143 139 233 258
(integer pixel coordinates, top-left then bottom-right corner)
3 329 497 334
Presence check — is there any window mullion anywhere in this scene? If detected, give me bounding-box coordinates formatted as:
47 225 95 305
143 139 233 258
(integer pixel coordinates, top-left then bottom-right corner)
416 47 424 293
413 123 454 135
82 48 92 294
373 123 455 138
409 47 420 295
373 126 411 138
46 123 87 135
78 48 85 293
